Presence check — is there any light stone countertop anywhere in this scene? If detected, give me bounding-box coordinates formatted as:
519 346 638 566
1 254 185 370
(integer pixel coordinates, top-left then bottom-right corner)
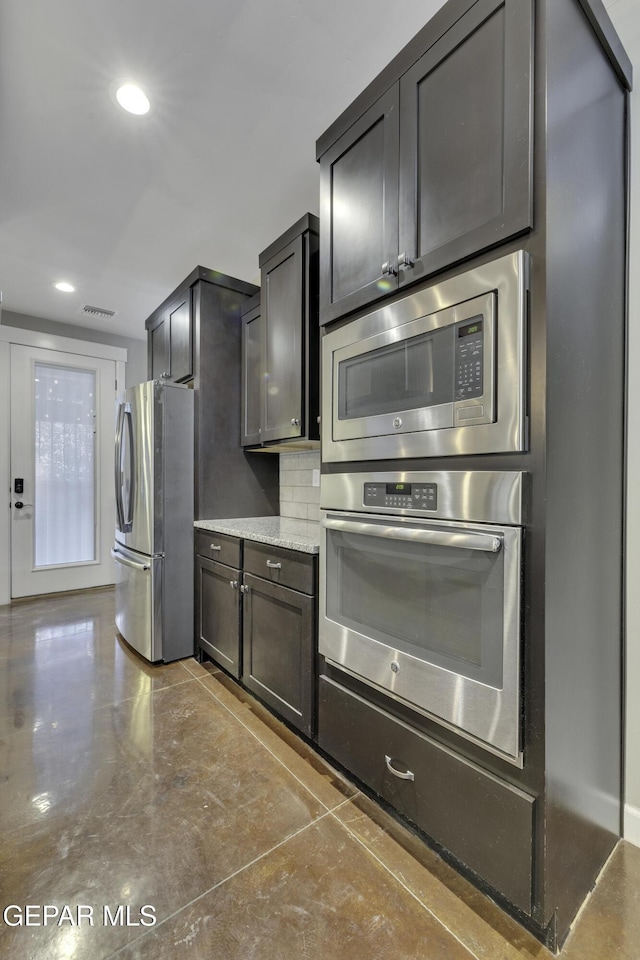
194 516 320 554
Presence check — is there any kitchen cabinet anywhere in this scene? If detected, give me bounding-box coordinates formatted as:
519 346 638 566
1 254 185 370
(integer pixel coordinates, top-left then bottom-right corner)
242 541 316 738
195 530 242 678
240 293 262 447
195 530 318 738
242 214 320 448
145 267 279 521
316 0 533 324
147 287 192 383
314 0 631 950
319 674 534 914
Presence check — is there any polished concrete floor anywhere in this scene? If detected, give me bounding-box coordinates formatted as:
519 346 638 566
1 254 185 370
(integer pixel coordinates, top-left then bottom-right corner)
1 587 639 959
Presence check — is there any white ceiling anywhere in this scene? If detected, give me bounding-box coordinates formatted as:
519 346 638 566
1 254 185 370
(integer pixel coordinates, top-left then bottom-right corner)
0 0 453 341
0 0 624 342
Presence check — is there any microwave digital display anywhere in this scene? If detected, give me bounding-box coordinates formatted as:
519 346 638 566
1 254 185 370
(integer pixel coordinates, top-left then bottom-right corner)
458 319 483 338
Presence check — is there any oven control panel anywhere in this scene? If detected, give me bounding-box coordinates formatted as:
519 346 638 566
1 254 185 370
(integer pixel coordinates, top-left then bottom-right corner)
363 482 438 511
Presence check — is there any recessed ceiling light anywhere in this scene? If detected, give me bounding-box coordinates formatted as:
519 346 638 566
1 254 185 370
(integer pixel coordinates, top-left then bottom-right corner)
115 82 150 116
54 281 75 293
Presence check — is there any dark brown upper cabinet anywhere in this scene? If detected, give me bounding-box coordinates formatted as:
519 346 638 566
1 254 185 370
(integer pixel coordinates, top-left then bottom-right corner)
242 214 320 449
240 293 262 448
147 287 192 383
144 267 280 521
317 0 533 325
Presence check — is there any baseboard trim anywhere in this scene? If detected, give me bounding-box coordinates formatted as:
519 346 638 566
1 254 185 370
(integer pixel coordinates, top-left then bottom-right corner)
624 803 640 847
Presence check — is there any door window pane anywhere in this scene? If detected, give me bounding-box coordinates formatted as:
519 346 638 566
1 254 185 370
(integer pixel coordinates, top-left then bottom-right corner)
34 363 96 566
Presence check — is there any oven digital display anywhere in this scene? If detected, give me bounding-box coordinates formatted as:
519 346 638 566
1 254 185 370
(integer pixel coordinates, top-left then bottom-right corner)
386 483 411 495
363 481 438 510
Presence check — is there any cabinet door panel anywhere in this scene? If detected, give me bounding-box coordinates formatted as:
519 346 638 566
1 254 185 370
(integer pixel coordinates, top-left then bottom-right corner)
196 556 241 678
169 294 192 382
242 573 315 737
149 318 168 381
262 238 303 441
319 86 399 324
399 0 533 285
241 305 262 446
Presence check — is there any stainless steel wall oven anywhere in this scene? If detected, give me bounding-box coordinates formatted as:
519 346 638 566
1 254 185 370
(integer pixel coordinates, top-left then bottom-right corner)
319 471 525 764
321 251 528 462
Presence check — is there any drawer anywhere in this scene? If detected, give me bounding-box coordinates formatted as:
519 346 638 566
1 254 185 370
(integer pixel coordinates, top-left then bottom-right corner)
318 675 534 914
195 529 241 567
243 541 317 595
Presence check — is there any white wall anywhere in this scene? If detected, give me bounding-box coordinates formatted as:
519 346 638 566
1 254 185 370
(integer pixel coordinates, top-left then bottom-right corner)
606 0 640 844
1 309 147 388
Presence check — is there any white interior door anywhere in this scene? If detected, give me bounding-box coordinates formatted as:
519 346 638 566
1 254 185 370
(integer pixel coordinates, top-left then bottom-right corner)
10 344 117 598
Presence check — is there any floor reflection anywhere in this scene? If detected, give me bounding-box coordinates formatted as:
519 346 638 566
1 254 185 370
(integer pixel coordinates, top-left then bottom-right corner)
0 587 639 960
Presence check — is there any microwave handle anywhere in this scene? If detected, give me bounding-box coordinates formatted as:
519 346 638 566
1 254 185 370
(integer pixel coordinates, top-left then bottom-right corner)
322 517 502 554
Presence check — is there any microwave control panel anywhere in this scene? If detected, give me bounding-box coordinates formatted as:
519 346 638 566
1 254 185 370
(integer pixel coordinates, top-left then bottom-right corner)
454 316 484 401
364 482 438 511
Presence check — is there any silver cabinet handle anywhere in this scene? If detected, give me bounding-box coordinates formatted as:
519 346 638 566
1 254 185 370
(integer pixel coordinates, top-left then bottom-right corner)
210 544 222 552
291 418 300 426
229 580 239 589
385 755 415 781
397 252 414 268
322 516 502 554
381 261 397 277
111 548 150 572
161 371 170 379
240 584 250 595
266 560 282 570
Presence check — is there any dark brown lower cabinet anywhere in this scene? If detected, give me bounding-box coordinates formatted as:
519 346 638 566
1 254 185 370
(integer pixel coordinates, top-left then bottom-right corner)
195 532 317 738
242 573 315 738
195 555 242 679
318 675 534 915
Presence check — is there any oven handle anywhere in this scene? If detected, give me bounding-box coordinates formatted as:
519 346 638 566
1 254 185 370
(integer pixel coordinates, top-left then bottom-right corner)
322 517 502 553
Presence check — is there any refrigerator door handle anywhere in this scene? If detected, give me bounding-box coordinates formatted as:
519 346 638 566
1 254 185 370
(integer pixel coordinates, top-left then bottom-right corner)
114 404 125 532
122 407 136 530
111 547 150 572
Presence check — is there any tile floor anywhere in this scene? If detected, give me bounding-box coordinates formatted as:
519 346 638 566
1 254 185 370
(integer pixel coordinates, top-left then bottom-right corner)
1 587 639 959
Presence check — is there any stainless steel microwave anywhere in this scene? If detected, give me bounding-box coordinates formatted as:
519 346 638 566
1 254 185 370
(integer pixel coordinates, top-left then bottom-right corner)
321 251 529 462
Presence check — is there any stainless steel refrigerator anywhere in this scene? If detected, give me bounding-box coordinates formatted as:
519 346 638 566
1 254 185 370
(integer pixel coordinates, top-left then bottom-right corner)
112 380 194 662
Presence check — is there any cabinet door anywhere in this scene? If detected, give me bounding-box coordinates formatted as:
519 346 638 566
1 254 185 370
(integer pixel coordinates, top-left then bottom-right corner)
261 237 303 442
398 0 533 285
168 291 193 382
319 85 400 325
242 573 315 737
149 316 169 381
195 556 242 678
241 303 262 446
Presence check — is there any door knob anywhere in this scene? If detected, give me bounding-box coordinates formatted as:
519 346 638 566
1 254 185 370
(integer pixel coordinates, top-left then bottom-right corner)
14 501 33 509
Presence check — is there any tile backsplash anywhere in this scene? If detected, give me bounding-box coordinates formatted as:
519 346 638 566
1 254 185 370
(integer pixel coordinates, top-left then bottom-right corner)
279 451 321 522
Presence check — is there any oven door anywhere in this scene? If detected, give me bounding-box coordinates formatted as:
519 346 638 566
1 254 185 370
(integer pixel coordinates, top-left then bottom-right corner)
319 510 523 763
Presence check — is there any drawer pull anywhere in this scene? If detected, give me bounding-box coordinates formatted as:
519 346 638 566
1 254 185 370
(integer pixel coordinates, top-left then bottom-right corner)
266 560 282 570
385 755 415 782
229 580 239 590
210 544 222 552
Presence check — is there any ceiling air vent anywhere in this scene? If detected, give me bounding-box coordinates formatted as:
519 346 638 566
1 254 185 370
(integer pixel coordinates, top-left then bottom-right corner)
80 304 116 321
